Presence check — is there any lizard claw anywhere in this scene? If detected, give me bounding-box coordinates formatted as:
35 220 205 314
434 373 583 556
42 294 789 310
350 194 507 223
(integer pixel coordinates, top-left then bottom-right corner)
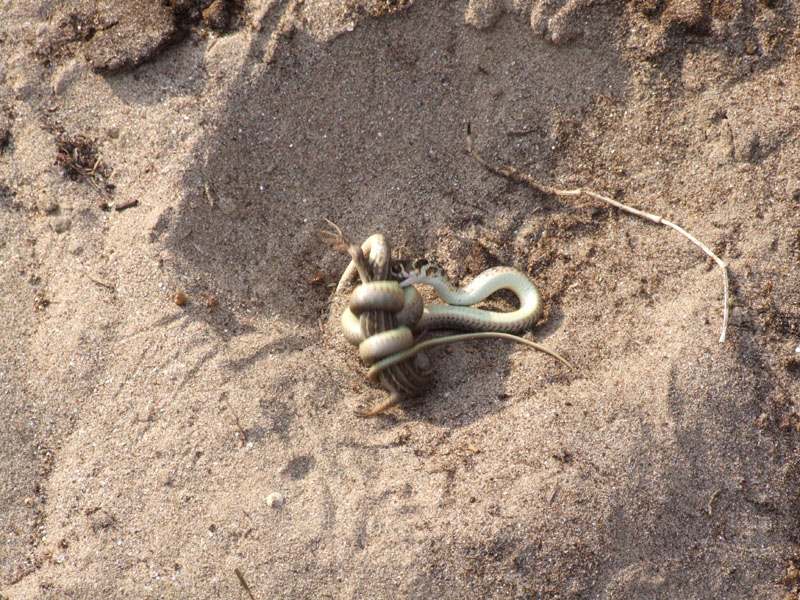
319 218 351 252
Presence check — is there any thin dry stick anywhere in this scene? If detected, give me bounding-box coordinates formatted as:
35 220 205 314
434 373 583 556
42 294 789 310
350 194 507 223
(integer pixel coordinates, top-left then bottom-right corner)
466 125 730 343
707 488 722 517
234 567 257 600
222 394 248 446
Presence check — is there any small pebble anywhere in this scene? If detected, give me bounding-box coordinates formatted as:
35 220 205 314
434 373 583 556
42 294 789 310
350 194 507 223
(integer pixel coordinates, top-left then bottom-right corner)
266 492 284 508
173 290 187 307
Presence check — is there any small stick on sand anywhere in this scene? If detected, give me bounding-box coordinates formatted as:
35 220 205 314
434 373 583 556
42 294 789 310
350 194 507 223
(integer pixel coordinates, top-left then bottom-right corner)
466 124 730 343
114 198 139 212
86 273 115 292
222 394 248 446
707 488 722 517
234 567 257 600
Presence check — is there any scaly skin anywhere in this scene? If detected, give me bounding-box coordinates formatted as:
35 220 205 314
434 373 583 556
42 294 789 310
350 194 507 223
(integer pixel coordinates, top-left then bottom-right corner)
321 221 432 416
324 221 570 417
400 263 542 333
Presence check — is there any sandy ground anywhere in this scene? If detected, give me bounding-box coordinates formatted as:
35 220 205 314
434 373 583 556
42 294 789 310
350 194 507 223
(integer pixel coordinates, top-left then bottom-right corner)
2 0 800 598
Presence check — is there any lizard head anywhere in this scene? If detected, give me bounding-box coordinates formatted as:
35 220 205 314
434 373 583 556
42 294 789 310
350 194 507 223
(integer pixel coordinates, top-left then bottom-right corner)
391 258 443 287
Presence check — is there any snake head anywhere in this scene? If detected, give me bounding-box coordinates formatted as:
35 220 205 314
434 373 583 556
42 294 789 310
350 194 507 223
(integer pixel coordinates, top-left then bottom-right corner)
393 258 443 286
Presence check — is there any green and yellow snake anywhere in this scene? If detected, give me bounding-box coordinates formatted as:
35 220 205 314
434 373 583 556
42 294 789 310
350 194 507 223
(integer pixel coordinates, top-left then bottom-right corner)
324 222 570 417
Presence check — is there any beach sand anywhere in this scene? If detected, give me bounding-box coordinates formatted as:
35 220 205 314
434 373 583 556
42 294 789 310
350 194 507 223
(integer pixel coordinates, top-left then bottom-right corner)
2 1 799 597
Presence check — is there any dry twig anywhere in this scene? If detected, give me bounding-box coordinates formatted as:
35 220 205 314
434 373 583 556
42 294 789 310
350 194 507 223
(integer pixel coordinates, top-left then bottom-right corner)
234 567 257 600
707 488 722 516
86 273 115 292
114 198 138 211
466 124 730 343
222 394 248 446
55 135 114 194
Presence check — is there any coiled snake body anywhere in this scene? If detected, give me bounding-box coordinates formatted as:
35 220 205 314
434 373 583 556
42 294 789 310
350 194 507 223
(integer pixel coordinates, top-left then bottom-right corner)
324 223 570 417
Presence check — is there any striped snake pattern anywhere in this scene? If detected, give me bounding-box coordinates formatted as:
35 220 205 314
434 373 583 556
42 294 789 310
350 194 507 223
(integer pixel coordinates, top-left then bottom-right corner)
323 222 570 417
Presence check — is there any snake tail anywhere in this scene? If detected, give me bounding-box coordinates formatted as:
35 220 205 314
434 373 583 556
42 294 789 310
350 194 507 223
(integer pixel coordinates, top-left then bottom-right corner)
366 332 572 382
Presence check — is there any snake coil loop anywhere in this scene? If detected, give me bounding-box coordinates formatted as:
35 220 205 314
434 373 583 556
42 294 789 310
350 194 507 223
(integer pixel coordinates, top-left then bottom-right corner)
348 281 412 364
347 280 434 417
323 221 571 417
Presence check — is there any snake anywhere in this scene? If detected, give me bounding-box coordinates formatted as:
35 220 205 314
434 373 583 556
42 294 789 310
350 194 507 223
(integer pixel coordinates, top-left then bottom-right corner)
324 221 570 417
390 259 543 333
325 226 434 416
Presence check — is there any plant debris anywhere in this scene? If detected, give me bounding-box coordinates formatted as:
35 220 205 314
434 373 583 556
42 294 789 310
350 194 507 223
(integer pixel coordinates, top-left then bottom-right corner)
55 134 114 194
114 198 138 211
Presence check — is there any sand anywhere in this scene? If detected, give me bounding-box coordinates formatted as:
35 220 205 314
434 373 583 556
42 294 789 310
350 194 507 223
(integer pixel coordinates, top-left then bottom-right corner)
1 0 799 598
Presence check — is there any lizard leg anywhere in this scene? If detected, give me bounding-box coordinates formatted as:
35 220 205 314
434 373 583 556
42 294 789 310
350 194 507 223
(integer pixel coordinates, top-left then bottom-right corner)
355 391 404 418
